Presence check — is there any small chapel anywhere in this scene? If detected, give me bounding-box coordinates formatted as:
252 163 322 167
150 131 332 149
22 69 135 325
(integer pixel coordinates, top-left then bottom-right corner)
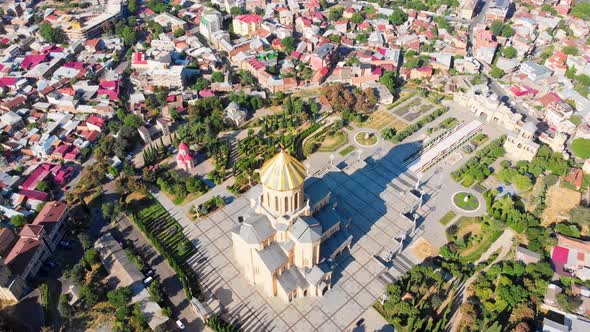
176 142 195 171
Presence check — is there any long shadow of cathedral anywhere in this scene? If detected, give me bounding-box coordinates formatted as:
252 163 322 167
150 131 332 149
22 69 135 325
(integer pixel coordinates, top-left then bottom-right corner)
189 140 432 331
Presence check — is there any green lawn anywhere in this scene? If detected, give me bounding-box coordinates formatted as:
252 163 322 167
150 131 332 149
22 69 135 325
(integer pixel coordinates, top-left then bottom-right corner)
439 210 458 225
339 145 356 156
318 131 348 152
572 138 590 159
355 132 378 146
446 217 504 263
453 192 480 211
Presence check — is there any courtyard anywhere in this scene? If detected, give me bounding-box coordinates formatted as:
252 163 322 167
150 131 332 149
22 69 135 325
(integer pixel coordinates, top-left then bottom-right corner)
176 144 439 331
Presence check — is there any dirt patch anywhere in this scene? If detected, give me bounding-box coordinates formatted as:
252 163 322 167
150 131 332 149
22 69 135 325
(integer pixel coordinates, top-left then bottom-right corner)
542 185 581 225
408 238 437 260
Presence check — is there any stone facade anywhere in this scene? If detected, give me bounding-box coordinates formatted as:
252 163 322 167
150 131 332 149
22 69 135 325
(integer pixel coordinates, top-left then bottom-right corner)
231 151 353 303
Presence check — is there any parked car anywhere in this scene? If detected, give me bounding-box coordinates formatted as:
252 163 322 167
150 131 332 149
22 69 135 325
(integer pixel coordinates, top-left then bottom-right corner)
145 270 154 277
143 276 153 285
176 320 185 329
59 240 71 247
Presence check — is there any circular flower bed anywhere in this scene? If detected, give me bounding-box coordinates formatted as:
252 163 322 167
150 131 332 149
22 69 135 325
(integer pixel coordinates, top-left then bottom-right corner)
452 192 480 212
355 131 378 146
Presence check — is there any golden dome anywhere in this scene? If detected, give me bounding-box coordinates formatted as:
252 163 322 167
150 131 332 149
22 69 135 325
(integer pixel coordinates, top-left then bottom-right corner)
259 150 306 191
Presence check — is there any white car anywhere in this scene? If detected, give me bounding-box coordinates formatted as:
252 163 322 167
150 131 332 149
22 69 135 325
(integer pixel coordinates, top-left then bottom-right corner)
143 276 153 285
176 320 185 329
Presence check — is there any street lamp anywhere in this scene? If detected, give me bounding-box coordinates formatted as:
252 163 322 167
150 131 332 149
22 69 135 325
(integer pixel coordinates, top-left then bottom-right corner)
329 154 335 166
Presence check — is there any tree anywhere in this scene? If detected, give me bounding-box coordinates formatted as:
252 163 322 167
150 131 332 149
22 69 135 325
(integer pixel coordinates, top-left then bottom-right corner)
570 208 590 227
490 66 505 79
121 26 136 46
174 28 185 38
78 232 92 250
501 25 515 37
563 45 579 56
10 215 29 228
230 6 243 16
39 23 66 44
84 248 99 265
380 71 398 93
58 294 72 318
351 12 364 24
571 138 590 158
79 284 100 307
193 77 210 91
329 7 344 21
128 0 137 13
490 20 504 36
123 114 143 129
502 46 517 59
281 36 296 52
148 281 164 303
107 287 132 308
211 72 224 83
36 181 50 193
572 2 590 20
388 9 408 25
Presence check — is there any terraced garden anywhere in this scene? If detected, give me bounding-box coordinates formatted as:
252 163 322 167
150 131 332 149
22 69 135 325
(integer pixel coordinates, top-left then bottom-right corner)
128 194 200 298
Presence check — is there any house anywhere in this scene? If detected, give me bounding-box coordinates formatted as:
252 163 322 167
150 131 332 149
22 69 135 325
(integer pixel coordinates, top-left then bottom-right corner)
94 233 169 330
4 201 69 281
515 245 541 264
310 43 337 70
486 0 510 22
564 168 584 190
551 234 590 280
224 102 247 127
520 61 552 81
233 14 264 37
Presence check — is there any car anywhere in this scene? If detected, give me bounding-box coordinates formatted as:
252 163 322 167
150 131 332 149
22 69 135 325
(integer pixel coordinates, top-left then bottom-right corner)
145 270 154 277
175 320 185 329
45 260 57 268
143 276 153 285
356 318 365 327
59 240 71 247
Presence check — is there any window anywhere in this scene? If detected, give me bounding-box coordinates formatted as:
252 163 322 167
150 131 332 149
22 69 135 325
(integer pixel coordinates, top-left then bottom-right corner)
284 196 289 211
294 192 299 209
260 194 264 203
275 196 279 210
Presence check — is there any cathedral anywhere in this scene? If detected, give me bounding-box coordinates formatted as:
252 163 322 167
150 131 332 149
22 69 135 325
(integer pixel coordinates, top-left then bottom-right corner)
231 150 353 303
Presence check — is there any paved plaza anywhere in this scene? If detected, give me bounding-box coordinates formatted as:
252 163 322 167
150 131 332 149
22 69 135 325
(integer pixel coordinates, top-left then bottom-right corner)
172 144 441 331
149 100 511 331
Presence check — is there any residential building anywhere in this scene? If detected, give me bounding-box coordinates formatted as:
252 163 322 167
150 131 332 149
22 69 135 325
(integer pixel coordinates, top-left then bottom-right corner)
233 14 264 37
4 201 69 281
486 0 510 22
310 43 338 70
94 233 169 330
504 121 540 162
200 9 223 41
520 61 553 81
224 102 247 127
551 234 590 280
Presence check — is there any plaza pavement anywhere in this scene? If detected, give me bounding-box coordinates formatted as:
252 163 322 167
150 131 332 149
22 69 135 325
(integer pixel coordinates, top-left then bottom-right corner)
150 99 512 331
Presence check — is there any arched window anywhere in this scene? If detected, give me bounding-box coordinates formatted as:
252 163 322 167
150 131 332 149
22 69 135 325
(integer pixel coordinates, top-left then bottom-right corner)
294 192 299 209
275 196 279 211
284 196 289 212
260 194 264 203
